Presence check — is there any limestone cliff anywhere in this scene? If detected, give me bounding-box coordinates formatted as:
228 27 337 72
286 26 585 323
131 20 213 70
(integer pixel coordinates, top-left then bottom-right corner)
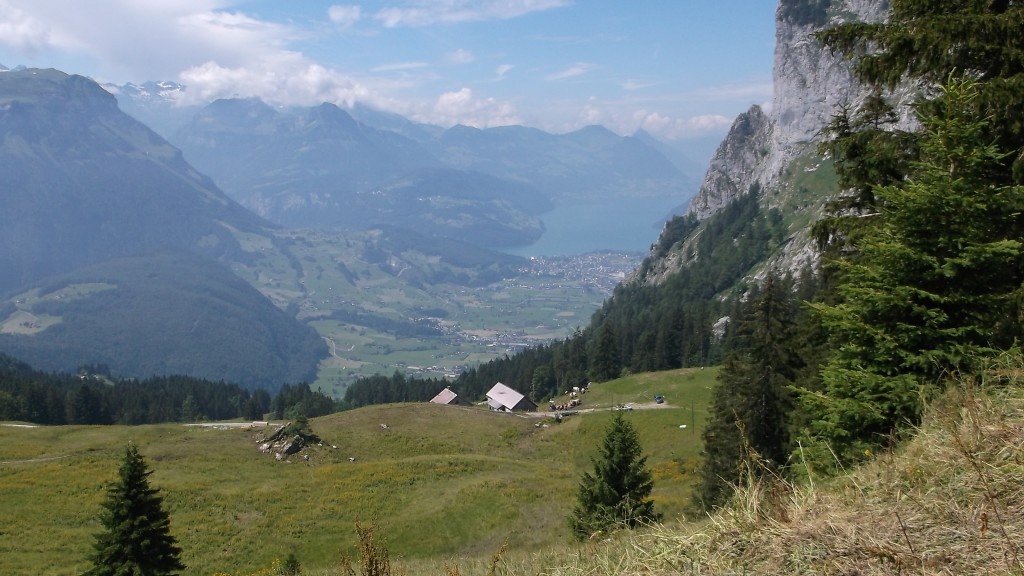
690 0 887 220
636 1 896 286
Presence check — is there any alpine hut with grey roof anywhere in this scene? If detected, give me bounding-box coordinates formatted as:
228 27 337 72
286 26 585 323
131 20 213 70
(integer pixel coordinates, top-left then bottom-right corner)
485 382 537 412
429 386 470 407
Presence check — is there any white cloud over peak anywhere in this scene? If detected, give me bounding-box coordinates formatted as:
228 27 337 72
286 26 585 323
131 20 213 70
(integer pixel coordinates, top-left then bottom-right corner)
634 111 733 139
0 2 49 53
0 1 296 81
417 87 521 128
177 57 370 108
374 0 570 28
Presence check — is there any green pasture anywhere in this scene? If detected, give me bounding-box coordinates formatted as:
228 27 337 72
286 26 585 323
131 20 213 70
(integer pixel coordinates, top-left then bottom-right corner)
0 368 716 575
223 228 625 389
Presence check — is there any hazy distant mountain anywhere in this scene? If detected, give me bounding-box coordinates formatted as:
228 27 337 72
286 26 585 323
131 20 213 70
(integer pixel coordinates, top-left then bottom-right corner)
174 98 440 206
106 79 199 139
434 123 693 202
0 68 326 386
347 102 443 142
112 84 699 250
0 68 268 294
171 99 548 245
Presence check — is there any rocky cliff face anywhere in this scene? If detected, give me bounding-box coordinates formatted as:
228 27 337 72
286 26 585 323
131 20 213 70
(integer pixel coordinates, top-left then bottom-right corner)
633 1 898 287
687 105 772 219
688 0 888 221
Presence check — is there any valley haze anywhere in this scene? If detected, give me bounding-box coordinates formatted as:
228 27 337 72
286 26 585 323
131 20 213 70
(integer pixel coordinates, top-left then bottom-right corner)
0 2 775 389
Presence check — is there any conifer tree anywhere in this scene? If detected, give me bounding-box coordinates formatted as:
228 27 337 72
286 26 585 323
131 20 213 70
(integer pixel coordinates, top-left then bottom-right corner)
84 443 184 576
569 413 660 540
817 0 1024 186
804 77 1024 465
587 322 621 382
696 275 800 509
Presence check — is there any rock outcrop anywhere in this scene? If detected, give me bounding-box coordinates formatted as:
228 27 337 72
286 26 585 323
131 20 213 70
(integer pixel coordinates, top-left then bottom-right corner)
687 0 889 220
687 106 772 220
257 423 323 462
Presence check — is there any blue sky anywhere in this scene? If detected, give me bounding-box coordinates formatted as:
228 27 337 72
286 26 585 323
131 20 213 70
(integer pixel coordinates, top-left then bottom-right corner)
0 1 777 140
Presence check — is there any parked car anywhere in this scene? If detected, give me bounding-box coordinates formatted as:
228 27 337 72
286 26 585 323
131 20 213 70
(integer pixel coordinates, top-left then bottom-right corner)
654 394 664 404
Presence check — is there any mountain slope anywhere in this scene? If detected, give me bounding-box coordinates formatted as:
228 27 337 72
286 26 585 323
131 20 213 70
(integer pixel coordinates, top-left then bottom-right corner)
435 123 692 203
637 0 900 287
0 69 326 386
0 252 324 388
171 99 549 245
0 68 268 296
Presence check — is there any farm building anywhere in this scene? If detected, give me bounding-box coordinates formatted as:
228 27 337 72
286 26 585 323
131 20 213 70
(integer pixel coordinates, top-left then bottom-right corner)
429 386 470 407
485 382 537 412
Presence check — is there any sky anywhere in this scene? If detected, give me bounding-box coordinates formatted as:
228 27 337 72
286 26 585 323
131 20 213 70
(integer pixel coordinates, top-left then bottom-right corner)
0 1 777 141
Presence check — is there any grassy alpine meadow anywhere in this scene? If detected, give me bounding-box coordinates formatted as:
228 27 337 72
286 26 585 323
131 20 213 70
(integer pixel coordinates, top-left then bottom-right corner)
0 368 715 576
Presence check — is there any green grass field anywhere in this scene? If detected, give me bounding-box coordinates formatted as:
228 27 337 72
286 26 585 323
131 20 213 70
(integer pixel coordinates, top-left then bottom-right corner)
225 229 634 392
0 367 716 575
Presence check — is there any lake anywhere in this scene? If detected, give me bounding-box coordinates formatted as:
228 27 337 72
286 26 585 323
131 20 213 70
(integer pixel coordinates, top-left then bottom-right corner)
502 195 690 257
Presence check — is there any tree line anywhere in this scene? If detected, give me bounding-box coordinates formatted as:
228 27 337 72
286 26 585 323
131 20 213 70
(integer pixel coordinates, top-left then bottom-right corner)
0 353 337 425
697 0 1024 507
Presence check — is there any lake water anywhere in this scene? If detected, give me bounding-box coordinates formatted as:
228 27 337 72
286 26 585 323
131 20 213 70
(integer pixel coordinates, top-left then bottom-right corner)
502 195 689 257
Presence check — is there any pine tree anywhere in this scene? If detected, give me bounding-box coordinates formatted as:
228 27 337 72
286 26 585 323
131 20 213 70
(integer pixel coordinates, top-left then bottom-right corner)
803 77 1024 465
817 0 1024 186
696 275 801 509
84 443 184 576
587 322 620 382
569 413 660 540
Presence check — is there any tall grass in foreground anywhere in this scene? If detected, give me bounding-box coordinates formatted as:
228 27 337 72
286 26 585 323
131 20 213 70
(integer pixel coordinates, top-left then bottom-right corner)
289 366 1023 576
537 367 1024 575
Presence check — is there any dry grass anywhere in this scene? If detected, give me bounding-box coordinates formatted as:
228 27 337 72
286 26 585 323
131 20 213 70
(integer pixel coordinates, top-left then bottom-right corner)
532 371 1024 576
275 366 1024 576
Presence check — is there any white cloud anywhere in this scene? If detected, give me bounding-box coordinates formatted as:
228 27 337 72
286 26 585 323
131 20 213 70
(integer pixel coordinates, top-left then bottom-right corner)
327 5 362 29
177 56 371 108
536 97 732 140
0 1 296 81
371 61 430 72
495 63 513 78
447 48 475 64
546 62 596 81
374 0 571 28
415 87 521 128
634 111 733 139
621 79 659 92
692 81 773 103
0 2 50 53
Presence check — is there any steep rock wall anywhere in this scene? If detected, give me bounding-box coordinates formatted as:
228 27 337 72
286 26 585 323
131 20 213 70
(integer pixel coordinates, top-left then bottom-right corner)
688 0 888 220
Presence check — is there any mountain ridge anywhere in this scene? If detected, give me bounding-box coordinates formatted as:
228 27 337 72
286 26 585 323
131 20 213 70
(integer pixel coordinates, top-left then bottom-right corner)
0 68 327 387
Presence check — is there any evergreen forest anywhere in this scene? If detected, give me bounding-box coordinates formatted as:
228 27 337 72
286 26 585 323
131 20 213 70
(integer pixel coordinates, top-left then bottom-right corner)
0 353 335 425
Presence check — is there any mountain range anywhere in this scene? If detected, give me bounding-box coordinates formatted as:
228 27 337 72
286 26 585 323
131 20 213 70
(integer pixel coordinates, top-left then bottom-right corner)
0 68 325 387
111 84 703 247
0 0 882 391
2 65 696 387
